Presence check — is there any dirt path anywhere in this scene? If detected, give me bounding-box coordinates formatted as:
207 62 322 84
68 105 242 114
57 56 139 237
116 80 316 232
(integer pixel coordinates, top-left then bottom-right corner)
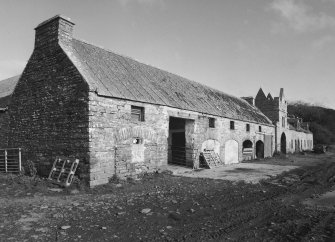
1 152 335 241
168 163 298 183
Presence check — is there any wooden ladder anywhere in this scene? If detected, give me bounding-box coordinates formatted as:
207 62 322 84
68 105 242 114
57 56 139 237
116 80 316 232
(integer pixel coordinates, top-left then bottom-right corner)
202 150 221 168
48 157 79 187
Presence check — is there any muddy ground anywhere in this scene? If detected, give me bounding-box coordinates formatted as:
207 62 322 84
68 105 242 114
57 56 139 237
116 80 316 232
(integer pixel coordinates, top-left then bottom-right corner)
1 151 335 241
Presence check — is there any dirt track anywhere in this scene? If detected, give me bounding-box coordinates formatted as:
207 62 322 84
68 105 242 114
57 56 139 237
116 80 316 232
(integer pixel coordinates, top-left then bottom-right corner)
1 152 335 241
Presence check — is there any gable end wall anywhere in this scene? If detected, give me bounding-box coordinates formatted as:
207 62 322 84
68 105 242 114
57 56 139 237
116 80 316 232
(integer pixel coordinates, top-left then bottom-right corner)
6 45 90 180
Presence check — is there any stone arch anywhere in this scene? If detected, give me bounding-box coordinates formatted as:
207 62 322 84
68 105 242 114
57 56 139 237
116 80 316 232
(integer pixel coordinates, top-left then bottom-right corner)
255 140 264 159
280 132 287 154
224 139 239 164
242 140 253 149
242 139 253 161
115 126 158 143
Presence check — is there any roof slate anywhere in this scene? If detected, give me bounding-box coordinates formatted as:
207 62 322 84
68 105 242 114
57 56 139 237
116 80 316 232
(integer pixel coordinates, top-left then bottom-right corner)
67 39 272 125
0 75 20 108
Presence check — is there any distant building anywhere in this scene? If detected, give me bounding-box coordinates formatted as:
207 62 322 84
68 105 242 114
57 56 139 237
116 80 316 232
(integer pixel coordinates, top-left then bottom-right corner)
254 88 313 153
0 15 312 186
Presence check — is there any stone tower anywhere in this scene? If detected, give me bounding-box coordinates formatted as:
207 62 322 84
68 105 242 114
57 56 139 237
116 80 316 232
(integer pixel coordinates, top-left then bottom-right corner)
255 88 287 128
255 88 288 153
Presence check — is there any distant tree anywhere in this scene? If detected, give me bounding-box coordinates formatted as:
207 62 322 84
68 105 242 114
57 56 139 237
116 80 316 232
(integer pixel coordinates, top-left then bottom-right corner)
288 102 335 145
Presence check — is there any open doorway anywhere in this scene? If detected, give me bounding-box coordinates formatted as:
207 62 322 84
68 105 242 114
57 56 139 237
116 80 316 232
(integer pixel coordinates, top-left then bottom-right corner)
168 117 195 167
242 140 253 160
281 133 286 154
256 140 264 159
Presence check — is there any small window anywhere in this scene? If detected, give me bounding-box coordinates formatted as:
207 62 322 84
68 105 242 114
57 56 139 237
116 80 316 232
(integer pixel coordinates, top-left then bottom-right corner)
258 126 262 132
230 121 235 130
133 138 142 144
209 118 215 128
131 106 145 121
246 124 250 132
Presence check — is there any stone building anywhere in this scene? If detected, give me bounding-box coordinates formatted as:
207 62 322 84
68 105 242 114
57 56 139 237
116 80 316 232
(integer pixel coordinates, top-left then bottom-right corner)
0 15 312 186
254 88 313 153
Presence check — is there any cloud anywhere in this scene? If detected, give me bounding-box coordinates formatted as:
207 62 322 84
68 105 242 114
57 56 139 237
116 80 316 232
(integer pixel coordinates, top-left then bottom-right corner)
312 35 335 49
270 0 335 32
117 0 164 7
0 60 26 80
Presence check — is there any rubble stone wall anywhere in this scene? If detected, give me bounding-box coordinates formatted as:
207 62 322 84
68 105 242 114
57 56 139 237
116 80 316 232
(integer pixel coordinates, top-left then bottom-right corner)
88 93 275 186
5 45 90 179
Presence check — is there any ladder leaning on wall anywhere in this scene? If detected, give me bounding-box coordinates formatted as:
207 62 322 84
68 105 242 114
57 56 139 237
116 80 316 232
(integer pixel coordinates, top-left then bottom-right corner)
201 150 222 169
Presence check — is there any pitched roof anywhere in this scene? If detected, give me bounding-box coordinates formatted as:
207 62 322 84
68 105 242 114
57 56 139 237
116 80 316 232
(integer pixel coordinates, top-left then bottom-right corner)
0 75 20 108
65 39 272 125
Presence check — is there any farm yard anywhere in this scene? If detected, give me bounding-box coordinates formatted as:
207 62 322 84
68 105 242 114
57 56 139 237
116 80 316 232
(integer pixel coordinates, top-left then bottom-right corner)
1 151 335 241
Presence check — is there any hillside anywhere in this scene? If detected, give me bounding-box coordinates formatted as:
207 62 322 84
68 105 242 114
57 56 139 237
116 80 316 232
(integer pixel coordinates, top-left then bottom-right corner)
288 102 335 144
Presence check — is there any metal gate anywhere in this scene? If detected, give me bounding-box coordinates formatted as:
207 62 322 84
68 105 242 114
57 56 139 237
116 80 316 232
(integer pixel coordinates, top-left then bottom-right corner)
168 146 198 167
0 148 22 173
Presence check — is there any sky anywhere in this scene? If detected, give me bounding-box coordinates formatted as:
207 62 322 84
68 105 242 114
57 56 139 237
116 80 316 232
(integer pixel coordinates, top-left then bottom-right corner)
0 0 334 108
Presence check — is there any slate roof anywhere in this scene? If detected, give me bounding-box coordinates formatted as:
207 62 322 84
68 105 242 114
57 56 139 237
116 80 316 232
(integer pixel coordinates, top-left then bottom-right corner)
0 75 20 109
65 39 273 125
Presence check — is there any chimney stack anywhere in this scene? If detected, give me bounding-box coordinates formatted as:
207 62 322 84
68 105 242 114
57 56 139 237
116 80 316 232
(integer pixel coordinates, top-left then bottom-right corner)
241 96 254 106
34 15 75 49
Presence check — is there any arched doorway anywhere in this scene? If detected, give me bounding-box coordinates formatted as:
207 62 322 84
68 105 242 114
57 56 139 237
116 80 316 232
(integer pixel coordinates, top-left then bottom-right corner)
256 140 264 159
281 133 286 154
225 140 239 164
242 140 253 160
243 140 253 149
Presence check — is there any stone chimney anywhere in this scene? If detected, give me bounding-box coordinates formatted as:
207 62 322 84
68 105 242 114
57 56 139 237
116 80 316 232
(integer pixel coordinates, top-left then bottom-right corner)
241 96 254 106
34 15 75 49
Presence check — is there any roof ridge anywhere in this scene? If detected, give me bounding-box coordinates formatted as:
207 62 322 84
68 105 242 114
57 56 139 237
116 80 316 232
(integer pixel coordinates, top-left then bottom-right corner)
73 38 243 102
70 38 272 125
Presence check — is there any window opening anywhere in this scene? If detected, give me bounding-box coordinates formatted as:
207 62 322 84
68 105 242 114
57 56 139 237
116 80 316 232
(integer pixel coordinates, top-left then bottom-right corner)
131 106 145 121
230 121 235 130
209 118 215 128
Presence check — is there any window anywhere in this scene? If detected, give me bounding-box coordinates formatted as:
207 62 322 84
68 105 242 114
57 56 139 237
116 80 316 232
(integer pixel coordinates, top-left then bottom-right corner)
259 126 262 132
246 124 250 132
230 121 235 130
131 105 145 121
209 118 215 128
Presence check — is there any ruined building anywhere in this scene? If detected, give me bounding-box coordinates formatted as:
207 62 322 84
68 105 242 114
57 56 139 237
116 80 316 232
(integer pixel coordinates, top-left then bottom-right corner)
0 15 313 186
254 88 313 153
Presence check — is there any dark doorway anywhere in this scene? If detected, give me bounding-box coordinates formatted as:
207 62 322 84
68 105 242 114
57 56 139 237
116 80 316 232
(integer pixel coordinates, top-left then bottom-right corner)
242 140 253 161
169 117 186 166
243 140 253 149
256 140 264 159
281 133 287 154
295 140 298 152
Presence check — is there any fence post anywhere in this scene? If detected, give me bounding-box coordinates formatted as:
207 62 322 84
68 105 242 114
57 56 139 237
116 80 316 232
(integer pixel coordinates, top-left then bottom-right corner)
4 149 7 173
18 148 22 172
